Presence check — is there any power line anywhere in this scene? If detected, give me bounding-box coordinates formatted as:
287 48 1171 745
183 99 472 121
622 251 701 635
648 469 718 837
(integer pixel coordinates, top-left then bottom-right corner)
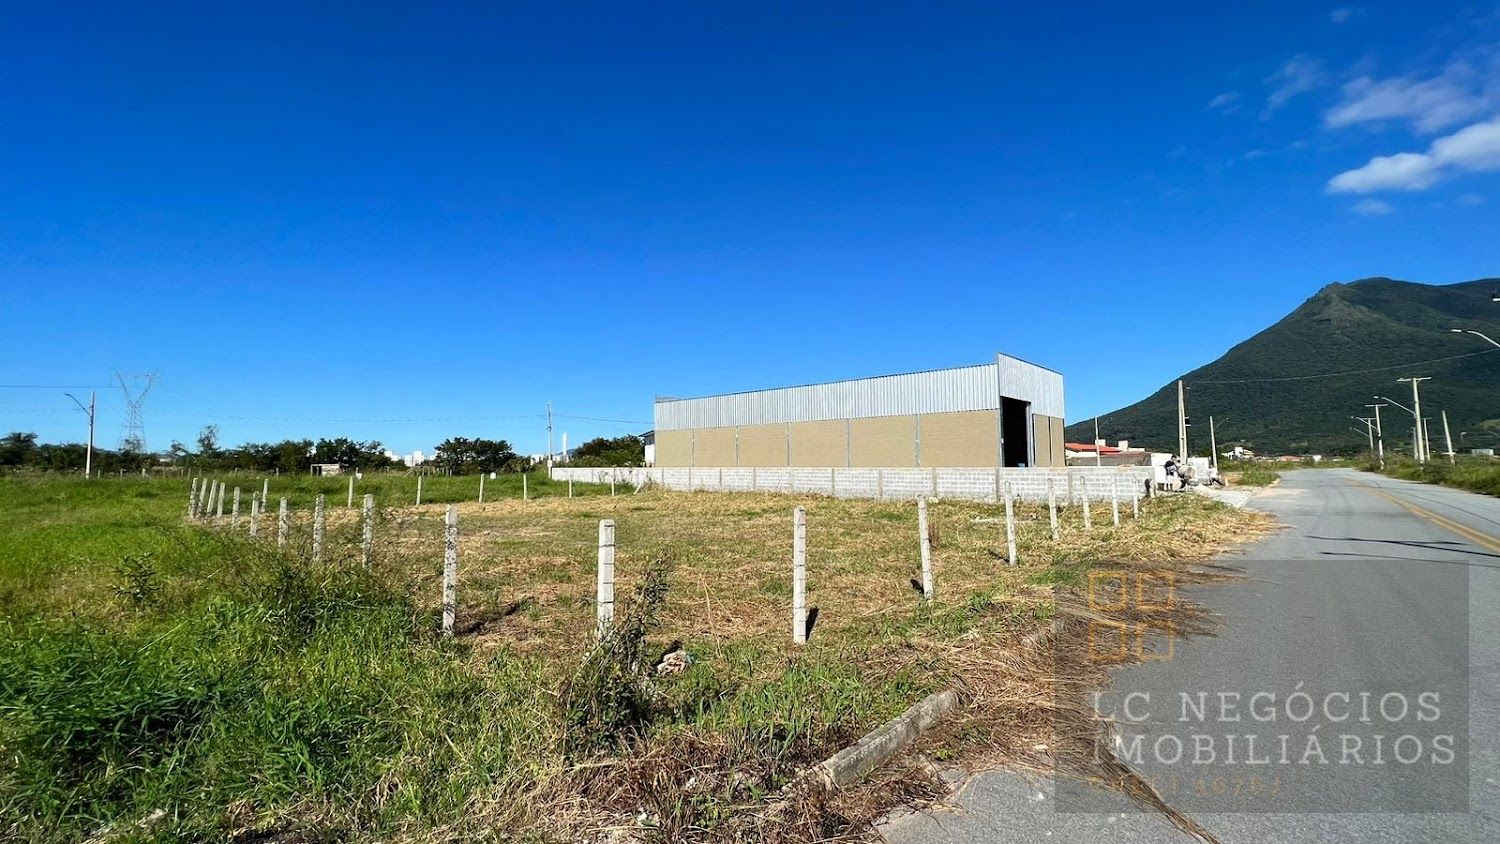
0 384 113 389
1190 347 1500 384
553 414 651 425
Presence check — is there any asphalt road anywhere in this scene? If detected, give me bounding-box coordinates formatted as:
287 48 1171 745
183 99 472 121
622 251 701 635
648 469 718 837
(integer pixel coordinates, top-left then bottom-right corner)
880 468 1499 843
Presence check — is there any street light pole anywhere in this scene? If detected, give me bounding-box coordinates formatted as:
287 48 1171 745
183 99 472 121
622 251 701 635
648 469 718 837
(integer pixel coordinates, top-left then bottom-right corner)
1451 328 1500 349
64 390 95 479
1353 416 1375 457
1365 403 1386 467
1375 394 1421 463
1396 377 1432 463
1176 380 1188 460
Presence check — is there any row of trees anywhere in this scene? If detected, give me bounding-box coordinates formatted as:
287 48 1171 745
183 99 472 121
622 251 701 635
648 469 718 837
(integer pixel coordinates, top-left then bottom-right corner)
2 429 649 475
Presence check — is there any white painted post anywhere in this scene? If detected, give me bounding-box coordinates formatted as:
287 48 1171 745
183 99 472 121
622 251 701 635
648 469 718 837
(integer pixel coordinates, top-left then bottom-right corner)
416 475 423 506
1047 476 1059 541
231 487 241 529
1132 491 1140 520
277 497 289 549
1003 481 1018 565
1082 486 1093 531
189 477 199 519
1067 472 1075 507
478 473 485 504
568 475 573 498
262 478 269 508
362 493 374 566
792 506 807 644
443 505 458 636
312 494 326 563
249 494 260 539
596 519 615 637
610 473 616 496
522 471 529 501
348 476 355 508
214 482 224 526
917 497 933 599
1110 479 1120 527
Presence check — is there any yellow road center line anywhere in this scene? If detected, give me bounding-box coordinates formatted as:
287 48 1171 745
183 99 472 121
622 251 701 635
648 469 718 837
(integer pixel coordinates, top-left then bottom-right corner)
1357 480 1500 555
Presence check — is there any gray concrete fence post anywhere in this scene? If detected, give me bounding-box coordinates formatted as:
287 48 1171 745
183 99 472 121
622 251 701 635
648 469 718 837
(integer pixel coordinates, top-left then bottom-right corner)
1110 479 1120 527
348 476 355 508
877 468 884 501
596 519 615 637
1047 476 1060 541
262 478 269 509
189 477 199 519
214 481 225 526
568 475 574 498
249 494 260 539
416 475 423 506
231 487 241 529
1132 490 1140 520
362 493 374 567
1003 481 1018 565
792 506 807 644
479 473 485 504
312 494 326 563
917 497 933 599
443 505 458 636
277 497 289 549
1082 485 1093 531
523 471 529 501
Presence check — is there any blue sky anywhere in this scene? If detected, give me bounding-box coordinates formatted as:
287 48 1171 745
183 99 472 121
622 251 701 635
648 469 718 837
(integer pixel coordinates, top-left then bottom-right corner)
3 2 1499 455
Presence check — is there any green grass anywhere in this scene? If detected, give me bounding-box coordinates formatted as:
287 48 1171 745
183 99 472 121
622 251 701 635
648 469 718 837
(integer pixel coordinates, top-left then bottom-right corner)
1375 455 1500 496
0 474 1262 842
1229 464 1281 486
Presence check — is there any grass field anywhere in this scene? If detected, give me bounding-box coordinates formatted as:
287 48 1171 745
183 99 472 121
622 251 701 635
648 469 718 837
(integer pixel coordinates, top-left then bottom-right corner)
0 473 1267 842
1375 455 1500 496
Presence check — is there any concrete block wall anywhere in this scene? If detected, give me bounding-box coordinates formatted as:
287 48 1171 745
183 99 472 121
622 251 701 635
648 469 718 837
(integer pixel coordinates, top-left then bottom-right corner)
550 465 1152 503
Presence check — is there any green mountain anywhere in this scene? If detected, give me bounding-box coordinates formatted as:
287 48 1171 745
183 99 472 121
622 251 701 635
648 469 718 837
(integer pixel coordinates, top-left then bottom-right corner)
1067 277 1500 456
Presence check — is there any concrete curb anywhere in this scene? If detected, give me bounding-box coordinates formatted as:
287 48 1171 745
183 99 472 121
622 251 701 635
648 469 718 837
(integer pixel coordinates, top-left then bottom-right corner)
798 689 961 794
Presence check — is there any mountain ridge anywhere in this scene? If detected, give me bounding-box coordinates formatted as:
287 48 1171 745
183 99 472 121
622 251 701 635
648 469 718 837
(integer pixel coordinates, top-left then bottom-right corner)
1067 277 1500 455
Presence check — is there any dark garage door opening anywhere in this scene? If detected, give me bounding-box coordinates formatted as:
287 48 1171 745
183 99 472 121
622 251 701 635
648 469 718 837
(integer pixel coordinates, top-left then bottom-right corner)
1001 397 1030 467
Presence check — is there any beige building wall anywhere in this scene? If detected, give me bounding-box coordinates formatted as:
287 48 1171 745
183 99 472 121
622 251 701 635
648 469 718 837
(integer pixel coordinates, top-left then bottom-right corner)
850 415 917 467
918 410 1000 467
692 427 737 467
736 423 787 467
655 430 693 467
789 419 849 467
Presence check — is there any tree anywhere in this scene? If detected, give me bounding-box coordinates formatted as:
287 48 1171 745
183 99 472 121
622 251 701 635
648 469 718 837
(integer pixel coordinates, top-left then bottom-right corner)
196 425 221 459
0 432 40 467
311 438 395 471
569 435 646 467
432 437 517 474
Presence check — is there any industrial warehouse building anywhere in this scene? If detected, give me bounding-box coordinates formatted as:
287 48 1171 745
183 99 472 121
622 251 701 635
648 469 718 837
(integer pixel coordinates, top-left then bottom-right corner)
653 353 1065 469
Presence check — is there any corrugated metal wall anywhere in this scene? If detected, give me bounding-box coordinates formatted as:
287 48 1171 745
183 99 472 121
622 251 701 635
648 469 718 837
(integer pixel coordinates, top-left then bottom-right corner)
655 353 1062 431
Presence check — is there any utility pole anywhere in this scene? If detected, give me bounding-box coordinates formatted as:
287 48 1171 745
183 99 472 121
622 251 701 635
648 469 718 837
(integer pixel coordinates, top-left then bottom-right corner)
1441 411 1456 464
1396 377 1431 463
1176 380 1189 460
546 401 554 471
1354 416 1376 457
64 390 96 478
1209 416 1219 473
1365 403 1386 468
1093 416 1102 467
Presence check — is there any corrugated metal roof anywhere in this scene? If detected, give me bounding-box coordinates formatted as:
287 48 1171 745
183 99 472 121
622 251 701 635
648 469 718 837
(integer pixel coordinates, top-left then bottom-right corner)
655 354 1064 430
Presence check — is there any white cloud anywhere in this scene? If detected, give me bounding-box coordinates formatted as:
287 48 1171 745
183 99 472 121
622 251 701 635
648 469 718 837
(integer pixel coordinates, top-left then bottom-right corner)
1265 55 1329 111
1324 57 1498 133
1351 198 1394 214
1457 192 1486 205
1207 91 1240 111
1331 8 1356 24
1328 115 1500 192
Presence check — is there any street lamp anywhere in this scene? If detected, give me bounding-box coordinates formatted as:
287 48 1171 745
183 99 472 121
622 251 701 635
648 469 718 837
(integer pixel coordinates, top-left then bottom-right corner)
1376 394 1425 463
1451 328 1500 349
63 391 96 479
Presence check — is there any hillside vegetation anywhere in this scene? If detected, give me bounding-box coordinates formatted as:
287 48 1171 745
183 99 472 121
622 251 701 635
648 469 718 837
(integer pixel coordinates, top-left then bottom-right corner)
1068 277 1500 455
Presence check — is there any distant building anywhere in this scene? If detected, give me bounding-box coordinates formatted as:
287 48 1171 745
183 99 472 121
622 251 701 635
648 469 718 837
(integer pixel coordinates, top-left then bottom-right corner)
1064 440 1151 467
652 353 1065 468
1471 448 1494 457
311 463 343 476
642 430 656 466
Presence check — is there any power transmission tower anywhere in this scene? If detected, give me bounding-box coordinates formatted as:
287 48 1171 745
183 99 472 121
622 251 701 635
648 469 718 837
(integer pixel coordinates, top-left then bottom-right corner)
115 371 158 454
